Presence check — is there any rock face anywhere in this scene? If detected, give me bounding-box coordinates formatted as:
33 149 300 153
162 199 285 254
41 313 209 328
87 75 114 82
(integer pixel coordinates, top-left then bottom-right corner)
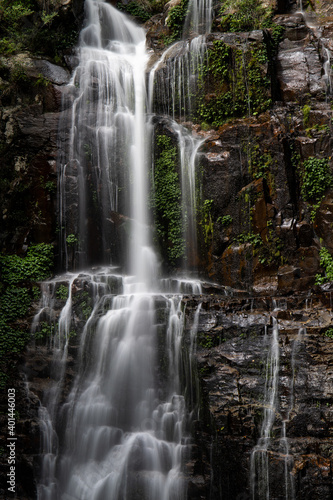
183 291 333 499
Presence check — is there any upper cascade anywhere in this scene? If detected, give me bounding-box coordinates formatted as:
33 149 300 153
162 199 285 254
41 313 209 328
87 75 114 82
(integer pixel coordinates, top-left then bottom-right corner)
183 0 213 36
81 0 146 47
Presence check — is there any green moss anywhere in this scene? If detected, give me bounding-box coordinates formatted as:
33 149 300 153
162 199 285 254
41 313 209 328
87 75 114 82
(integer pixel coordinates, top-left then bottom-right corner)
201 199 214 245
151 134 185 266
0 243 54 284
117 1 151 23
218 0 273 32
300 157 331 203
315 246 333 285
165 0 189 43
248 143 274 180
197 39 271 127
324 327 333 339
0 243 54 388
217 214 233 226
0 0 78 60
302 104 311 127
56 284 69 301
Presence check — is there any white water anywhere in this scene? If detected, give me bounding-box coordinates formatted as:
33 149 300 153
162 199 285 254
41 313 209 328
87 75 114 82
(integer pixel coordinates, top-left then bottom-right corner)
323 47 333 97
37 1 205 499
183 0 213 36
279 328 305 500
250 319 280 500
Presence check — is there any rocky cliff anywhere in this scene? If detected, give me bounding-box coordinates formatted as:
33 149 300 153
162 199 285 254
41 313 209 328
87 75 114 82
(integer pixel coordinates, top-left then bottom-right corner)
1 0 333 499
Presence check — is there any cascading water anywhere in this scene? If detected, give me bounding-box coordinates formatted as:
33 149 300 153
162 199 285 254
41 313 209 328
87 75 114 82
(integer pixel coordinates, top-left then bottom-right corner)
250 318 280 500
36 1 204 499
148 0 213 268
323 47 333 97
278 328 306 500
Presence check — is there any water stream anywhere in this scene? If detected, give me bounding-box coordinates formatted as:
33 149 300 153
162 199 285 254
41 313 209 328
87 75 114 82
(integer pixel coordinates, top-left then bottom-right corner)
36 1 206 498
250 318 280 500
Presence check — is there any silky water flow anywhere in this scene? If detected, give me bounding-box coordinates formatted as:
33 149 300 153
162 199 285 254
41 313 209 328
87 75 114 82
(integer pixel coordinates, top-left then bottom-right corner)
35 1 208 499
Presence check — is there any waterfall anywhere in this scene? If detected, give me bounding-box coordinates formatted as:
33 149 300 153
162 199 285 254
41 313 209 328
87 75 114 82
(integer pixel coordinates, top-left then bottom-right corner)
323 47 333 97
250 318 280 500
278 328 305 500
148 0 212 268
36 1 204 499
183 0 213 36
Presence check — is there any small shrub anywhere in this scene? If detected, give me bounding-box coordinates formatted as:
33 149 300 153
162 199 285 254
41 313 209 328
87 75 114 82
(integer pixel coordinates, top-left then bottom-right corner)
302 104 311 127
66 234 78 246
324 328 333 339
219 0 272 33
56 284 69 301
301 157 331 203
315 246 333 285
217 214 233 226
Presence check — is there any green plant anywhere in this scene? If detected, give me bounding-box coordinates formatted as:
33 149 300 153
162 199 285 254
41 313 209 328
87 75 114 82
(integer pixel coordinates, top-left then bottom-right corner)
0 0 77 60
56 284 69 301
219 0 273 32
324 328 333 339
34 73 50 88
197 39 271 126
32 285 40 301
236 232 263 247
34 321 55 340
200 199 214 244
0 243 54 284
66 234 78 246
165 0 189 42
315 246 333 284
300 157 331 203
302 104 311 127
117 1 151 22
0 287 30 322
151 134 185 265
248 144 274 180
217 214 233 226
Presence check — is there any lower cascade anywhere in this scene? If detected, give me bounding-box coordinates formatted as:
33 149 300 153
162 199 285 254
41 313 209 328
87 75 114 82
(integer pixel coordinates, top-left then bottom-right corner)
36 271 202 499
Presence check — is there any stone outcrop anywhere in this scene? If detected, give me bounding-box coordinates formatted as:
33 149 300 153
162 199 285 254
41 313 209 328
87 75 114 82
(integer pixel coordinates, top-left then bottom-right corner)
181 289 333 499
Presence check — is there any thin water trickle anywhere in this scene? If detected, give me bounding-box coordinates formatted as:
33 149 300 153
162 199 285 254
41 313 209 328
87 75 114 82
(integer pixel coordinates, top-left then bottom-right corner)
323 47 333 97
250 318 280 500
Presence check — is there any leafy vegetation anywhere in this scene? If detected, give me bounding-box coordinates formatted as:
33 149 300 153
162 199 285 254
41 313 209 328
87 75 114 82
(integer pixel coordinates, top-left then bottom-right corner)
300 157 331 203
248 144 274 181
0 243 54 284
117 1 151 23
201 199 214 244
218 0 273 32
165 0 189 44
56 284 69 301
324 327 333 339
66 234 79 247
298 156 332 221
197 39 271 126
315 246 333 285
151 134 185 266
302 104 311 127
236 232 263 247
0 0 78 59
0 243 54 388
217 214 233 226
